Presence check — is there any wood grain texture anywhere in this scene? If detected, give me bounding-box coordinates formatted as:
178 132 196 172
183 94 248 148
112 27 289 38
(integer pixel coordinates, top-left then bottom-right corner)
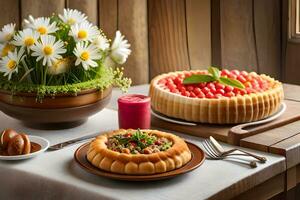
118 0 149 85
229 100 300 145
285 165 300 197
148 0 190 79
151 115 230 142
284 43 300 84
98 0 117 39
185 0 211 69
211 0 221 67
0 0 19 28
232 173 285 200
67 0 98 25
211 164 285 200
282 0 300 84
220 0 258 71
281 0 288 82
21 0 65 19
283 83 300 101
240 119 300 152
253 0 281 79
287 167 297 190
270 133 300 169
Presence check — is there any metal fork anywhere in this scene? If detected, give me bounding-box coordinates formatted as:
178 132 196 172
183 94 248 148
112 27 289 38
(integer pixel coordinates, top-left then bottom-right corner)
202 139 257 168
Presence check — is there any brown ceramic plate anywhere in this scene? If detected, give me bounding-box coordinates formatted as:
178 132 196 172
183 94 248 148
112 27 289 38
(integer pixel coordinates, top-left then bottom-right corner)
74 141 205 181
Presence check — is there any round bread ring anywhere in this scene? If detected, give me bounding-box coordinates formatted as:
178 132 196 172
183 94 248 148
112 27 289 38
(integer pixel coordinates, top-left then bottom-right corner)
87 129 192 175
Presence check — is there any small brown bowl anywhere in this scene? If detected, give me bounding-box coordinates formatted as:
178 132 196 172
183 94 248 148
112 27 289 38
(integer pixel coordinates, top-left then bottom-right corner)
0 87 112 129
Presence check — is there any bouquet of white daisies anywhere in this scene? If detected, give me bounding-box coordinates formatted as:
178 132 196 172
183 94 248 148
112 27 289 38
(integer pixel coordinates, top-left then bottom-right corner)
0 8 131 89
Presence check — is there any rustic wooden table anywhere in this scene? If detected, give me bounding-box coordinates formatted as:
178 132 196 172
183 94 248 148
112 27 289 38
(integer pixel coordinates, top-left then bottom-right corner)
109 83 300 199
241 84 300 199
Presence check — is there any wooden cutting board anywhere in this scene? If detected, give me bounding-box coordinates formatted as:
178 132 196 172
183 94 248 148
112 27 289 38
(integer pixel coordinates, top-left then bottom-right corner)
151 100 300 145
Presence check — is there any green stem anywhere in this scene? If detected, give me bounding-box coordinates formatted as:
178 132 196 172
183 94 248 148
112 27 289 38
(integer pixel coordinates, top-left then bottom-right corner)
47 75 53 85
43 66 48 85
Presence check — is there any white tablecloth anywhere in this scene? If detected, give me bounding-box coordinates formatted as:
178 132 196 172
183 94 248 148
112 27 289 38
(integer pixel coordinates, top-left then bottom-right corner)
0 106 285 200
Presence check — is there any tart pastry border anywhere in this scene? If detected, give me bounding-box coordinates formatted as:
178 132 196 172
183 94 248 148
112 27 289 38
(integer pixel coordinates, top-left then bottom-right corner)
149 70 284 124
87 129 192 175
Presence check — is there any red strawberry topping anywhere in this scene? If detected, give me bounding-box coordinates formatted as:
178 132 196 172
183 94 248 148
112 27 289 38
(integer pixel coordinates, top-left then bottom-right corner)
159 69 271 99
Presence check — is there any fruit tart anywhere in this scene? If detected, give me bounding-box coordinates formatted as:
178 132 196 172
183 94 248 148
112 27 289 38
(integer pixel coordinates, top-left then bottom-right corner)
87 129 192 175
150 67 284 124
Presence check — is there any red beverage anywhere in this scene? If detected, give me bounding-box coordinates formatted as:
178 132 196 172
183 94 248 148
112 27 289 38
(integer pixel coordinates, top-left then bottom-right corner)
118 94 151 129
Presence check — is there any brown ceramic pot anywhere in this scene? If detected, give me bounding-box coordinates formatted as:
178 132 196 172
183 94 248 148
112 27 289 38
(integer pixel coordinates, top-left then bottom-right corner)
0 87 112 129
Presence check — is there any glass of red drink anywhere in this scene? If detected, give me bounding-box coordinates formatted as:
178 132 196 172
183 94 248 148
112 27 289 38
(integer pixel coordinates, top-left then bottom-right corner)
118 94 151 129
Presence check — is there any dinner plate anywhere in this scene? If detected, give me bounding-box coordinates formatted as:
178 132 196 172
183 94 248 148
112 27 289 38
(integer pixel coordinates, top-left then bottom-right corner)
151 102 287 126
74 141 205 181
0 135 50 161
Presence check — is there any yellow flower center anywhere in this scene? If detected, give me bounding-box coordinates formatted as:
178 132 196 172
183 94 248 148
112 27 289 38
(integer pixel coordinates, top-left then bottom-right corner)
80 51 89 61
77 30 87 39
43 45 53 55
37 26 47 35
1 44 15 57
6 60 16 70
24 37 35 46
67 18 76 25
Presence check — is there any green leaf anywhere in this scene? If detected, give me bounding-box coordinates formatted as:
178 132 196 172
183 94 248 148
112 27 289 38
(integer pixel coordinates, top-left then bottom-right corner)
183 74 216 85
208 67 220 79
219 77 245 89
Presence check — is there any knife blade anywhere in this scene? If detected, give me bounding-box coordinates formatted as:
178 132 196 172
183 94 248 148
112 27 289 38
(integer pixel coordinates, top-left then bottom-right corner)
209 136 225 154
47 132 102 151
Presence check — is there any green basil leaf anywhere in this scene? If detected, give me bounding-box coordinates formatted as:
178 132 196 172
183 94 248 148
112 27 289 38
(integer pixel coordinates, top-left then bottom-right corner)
183 74 216 85
208 67 220 79
219 77 245 89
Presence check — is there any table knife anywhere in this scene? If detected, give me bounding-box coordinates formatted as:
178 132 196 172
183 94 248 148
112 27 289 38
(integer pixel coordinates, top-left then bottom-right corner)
47 132 101 151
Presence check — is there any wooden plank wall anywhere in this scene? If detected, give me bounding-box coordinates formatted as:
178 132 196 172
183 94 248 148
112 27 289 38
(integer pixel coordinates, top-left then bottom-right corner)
0 0 298 85
212 0 281 79
0 0 211 85
282 0 300 85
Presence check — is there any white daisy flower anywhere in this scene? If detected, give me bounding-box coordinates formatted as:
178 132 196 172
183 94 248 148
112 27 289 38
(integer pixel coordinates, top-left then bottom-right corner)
73 42 101 70
69 21 100 42
0 43 15 57
59 8 87 25
0 23 16 43
31 35 66 67
109 30 131 65
0 48 24 80
48 57 73 75
27 17 58 35
93 34 109 51
12 28 39 52
22 15 35 29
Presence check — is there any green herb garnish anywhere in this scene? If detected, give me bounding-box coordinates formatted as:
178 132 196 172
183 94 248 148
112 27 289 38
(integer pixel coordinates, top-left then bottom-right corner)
183 67 245 89
161 142 172 151
110 129 173 154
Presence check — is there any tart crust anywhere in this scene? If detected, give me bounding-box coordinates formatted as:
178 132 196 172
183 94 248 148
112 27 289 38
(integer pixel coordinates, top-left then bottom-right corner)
149 70 284 124
87 129 192 175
